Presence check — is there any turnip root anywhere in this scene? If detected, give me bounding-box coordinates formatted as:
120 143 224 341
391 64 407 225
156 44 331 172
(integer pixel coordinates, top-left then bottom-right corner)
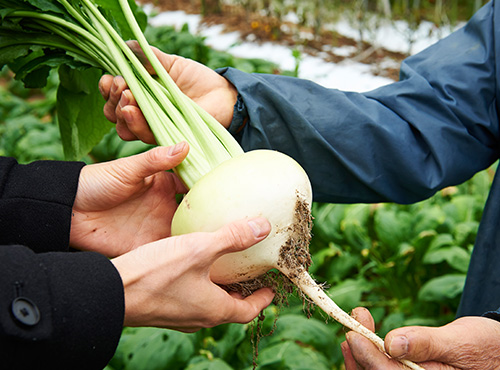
172 149 424 370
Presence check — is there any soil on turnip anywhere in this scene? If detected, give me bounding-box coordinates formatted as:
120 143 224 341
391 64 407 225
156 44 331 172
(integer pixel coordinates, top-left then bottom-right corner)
277 194 313 272
222 193 313 300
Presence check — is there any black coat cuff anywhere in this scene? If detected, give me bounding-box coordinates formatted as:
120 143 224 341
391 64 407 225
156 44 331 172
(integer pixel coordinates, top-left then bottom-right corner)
0 157 85 252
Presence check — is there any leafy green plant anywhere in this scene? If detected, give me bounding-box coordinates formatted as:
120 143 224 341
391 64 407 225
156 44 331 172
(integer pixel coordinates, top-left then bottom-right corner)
0 68 64 162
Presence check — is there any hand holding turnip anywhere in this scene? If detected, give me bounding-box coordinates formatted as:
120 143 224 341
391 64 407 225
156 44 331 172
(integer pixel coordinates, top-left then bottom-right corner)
99 41 237 144
343 307 500 370
70 144 189 257
111 217 275 331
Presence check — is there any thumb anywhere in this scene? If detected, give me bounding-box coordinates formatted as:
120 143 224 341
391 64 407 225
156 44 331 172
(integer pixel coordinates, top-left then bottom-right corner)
385 326 450 363
119 143 189 181
210 217 271 261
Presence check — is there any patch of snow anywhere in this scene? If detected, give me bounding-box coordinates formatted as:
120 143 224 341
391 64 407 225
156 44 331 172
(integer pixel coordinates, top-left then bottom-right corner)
147 9 201 34
329 45 356 57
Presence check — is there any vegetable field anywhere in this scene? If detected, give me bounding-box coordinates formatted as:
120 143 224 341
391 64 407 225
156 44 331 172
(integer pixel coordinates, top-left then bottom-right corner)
0 1 494 369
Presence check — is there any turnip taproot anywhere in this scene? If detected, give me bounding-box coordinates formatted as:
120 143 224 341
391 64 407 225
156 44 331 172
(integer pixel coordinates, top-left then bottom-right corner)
172 150 425 370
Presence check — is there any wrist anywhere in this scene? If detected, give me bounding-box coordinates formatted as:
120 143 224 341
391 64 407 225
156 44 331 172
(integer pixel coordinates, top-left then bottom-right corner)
111 251 155 327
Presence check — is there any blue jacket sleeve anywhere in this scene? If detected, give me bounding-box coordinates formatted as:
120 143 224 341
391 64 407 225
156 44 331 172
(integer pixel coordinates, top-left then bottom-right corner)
220 0 500 204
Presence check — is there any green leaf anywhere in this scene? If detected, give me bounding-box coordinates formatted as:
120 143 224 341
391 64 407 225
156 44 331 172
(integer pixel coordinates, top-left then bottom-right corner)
267 314 336 349
117 140 153 158
374 205 413 251
113 327 196 370
0 31 98 87
186 357 233 370
341 204 372 251
311 203 347 243
327 278 372 312
18 0 68 15
445 195 477 222
13 53 71 88
258 341 331 370
57 65 113 160
411 229 437 252
452 221 479 247
92 0 147 39
310 242 360 281
418 274 466 302
423 246 471 272
0 32 37 65
209 323 247 360
0 114 63 162
427 233 454 252
413 205 447 234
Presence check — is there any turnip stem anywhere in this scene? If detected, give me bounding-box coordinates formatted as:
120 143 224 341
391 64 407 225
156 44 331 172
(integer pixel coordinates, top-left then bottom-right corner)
283 267 426 370
2 0 242 188
117 0 243 166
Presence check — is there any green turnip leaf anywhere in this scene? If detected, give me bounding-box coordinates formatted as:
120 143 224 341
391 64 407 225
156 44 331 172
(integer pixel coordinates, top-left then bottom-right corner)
57 65 113 160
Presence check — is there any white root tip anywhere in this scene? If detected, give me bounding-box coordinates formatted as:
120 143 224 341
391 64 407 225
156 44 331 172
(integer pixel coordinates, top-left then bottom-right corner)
282 268 426 370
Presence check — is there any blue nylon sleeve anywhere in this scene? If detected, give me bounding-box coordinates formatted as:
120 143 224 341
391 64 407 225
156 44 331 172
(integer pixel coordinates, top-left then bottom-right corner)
221 1 500 204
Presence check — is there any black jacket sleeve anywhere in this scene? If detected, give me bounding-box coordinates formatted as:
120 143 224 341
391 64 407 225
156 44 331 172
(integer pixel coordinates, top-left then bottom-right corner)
0 156 83 252
0 157 125 370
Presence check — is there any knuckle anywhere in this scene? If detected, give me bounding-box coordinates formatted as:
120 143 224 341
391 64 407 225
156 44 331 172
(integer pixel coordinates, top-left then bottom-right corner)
187 239 212 264
143 146 162 163
103 102 117 122
199 309 227 329
209 312 228 327
221 222 248 252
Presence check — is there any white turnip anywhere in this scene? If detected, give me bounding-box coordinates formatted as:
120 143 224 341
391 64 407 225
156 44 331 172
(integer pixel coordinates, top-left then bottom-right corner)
172 149 424 370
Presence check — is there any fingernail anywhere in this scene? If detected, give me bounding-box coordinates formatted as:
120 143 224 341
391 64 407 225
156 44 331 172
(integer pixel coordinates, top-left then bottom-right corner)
119 90 130 108
122 109 132 124
248 218 270 238
168 142 186 156
388 335 409 358
111 79 119 94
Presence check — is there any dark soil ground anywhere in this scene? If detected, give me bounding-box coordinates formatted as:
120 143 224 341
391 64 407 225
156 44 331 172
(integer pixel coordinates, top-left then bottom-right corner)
141 0 407 81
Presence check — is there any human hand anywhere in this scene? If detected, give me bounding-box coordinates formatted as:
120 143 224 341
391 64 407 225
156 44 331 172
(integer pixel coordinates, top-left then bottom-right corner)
99 41 238 144
341 307 500 370
111 217 275 331
70 143 189 257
